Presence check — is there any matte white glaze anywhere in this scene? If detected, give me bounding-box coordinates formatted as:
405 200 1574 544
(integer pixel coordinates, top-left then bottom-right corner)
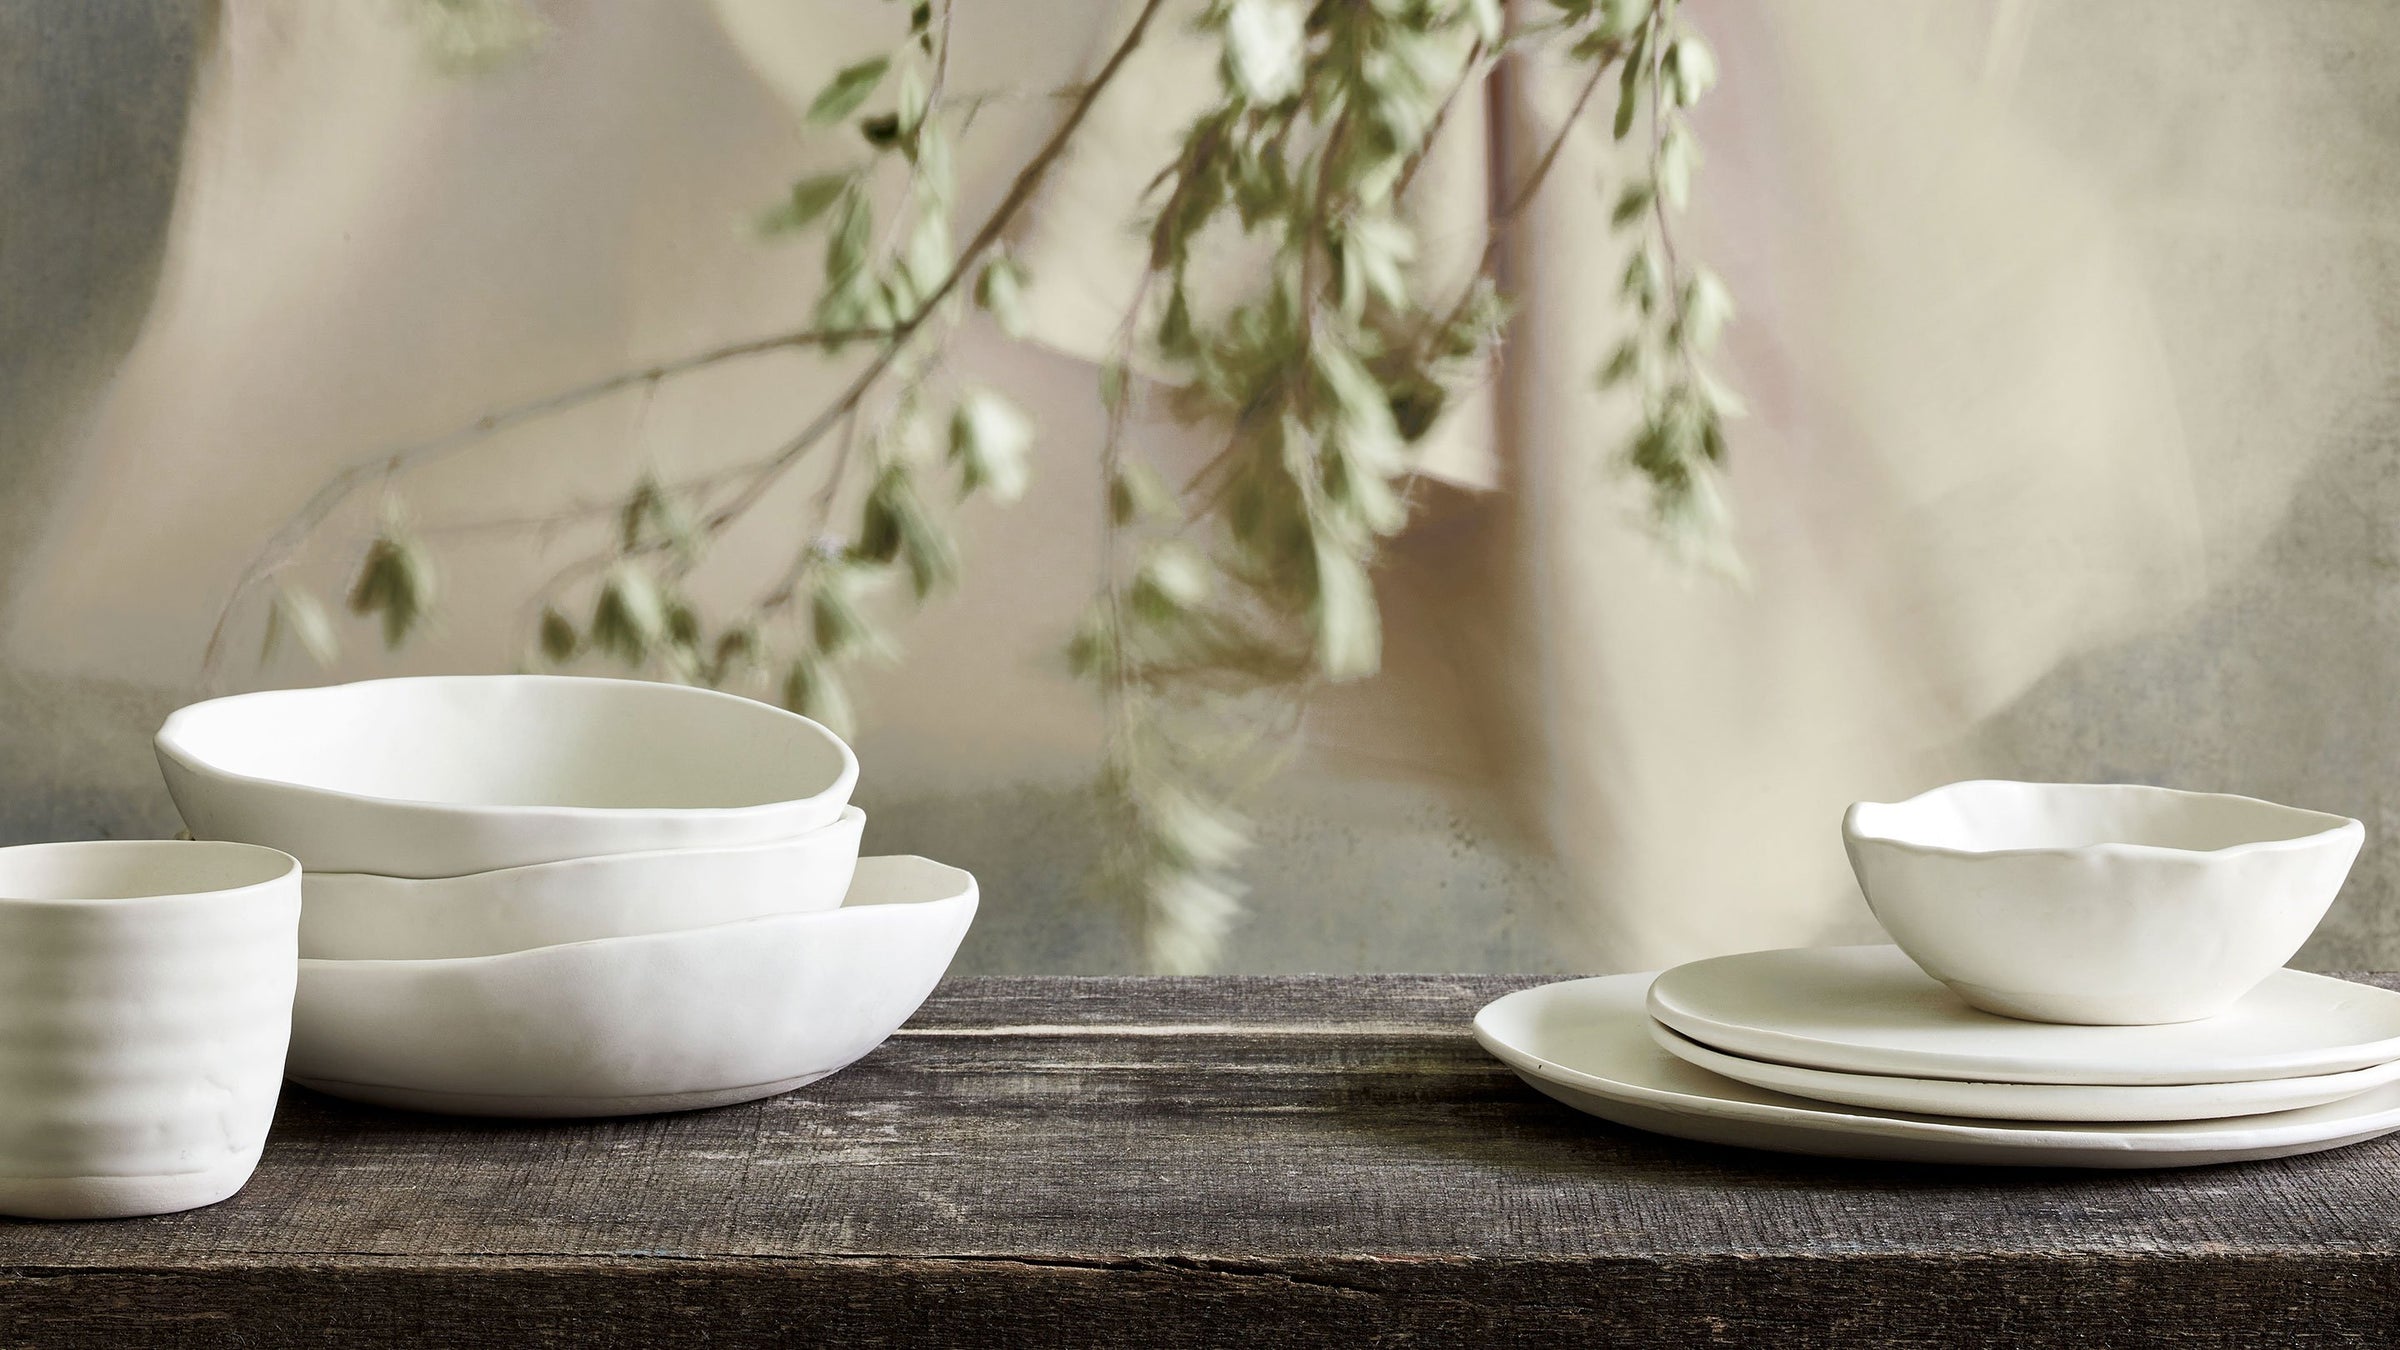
1649 1019 2400 1122
1475 974 2400 1169
1646 945 2400 1085
300 807 865 959
0 840 301 1219
288 855 975 1116
157 675 858 877
1846 781 2363 1023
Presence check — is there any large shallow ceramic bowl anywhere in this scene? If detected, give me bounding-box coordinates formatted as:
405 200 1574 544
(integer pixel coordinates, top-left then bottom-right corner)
1845 781 2363 1025
300 806 866 960
286 855 975 1116
0 840 300 1220
158 675 858 877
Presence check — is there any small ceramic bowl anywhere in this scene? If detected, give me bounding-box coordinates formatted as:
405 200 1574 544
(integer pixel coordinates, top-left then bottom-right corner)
300 807 866 959
286 855 976 1116
157 675 858 877
1845 781 2364 1025
0 839 300 1220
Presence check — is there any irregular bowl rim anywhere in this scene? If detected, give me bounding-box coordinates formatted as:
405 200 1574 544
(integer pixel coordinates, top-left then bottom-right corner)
156 674 858 821
294 855 974 970
1843 779 2361 864
301 805 867 889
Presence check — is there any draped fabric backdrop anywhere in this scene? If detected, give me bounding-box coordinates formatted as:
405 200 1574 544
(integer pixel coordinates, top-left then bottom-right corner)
4 0 2397 971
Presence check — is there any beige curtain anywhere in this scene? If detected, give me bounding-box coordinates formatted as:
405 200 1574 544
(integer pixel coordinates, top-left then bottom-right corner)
5 0 2389 969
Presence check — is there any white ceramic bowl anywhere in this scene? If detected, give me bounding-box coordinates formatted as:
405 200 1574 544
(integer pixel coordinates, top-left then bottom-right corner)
299 806 866 960
0 840 300 1220
157 675 858 877
1845 780 2364 1025
286 855 976 1116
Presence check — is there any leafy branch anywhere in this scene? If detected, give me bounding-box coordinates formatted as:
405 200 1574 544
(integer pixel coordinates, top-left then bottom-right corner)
228 0 1739 973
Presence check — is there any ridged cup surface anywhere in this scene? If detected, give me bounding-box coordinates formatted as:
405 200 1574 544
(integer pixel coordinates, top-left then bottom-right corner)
0 840 300 1219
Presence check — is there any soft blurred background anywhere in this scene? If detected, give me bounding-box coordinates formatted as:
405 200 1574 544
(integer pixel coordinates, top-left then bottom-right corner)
5 0 2397 973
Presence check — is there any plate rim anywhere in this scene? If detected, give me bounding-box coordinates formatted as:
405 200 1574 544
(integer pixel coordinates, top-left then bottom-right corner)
1472 974 2400 1158
1646 946 2400 1086
1647 1017 2400 1123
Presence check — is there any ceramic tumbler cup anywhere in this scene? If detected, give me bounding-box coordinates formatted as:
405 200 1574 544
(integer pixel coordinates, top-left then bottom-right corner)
0 839 301 1220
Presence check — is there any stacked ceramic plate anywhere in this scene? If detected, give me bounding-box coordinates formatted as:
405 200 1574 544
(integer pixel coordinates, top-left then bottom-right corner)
1478 781 2400 1168
156 675 976 1117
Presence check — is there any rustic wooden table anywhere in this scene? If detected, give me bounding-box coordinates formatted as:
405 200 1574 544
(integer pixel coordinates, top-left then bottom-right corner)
3 974 2397 1347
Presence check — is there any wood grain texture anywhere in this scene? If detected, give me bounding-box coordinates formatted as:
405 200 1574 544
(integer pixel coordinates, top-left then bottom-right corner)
3 974 2398 1347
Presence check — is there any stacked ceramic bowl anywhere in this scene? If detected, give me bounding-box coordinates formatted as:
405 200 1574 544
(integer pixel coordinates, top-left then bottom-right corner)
1478 782 2400 1167
155 675 976 1117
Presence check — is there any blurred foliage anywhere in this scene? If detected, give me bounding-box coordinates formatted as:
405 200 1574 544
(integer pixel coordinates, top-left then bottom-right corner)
259 0 1738 973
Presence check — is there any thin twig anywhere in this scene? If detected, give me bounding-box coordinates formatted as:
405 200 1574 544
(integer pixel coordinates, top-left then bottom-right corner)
198 324 889 683
202 0 1169 688
1476 45 1616 285
1391 38 1484 200
687 0 1172 543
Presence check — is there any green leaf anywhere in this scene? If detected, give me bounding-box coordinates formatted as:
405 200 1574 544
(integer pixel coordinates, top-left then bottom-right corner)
810 566 873 657
588 564 667 664
1138 779 1247 871
1610 180 1655 228
1064 603 1117 680
1597 338 1642 387
857 463 954 598
948 389 1034 504
347 530 436 650
1612 46 1643 139
1595 0 1644 40
1109 461 1180 524
1131 542 1211 623
1310 536 1381 681
1621 245 1663 312
1670 35 1717 107
1335 214 1413 318
808 57 889 125
826 187 872 287
1464 0 1504 46
902 206 951 297
1657 123 1693 212
1698 366 1748 420
537 605 579 663
263 585 339 668
894 64 928 149
665 599 701 650
1099 359 1129 412
1223 0 1305 104
782 656 855 736
1680 267 1734 351
974 254 1029 338
1157 283 1196 361
709 624 764 684
759 173 853 236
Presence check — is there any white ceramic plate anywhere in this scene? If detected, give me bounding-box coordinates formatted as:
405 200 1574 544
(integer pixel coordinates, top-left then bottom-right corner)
1475 975 2400 1168
287 855 973 1117
158 675 858 876
1649 1020 2400 1123
1647 945 2400 1086
299 807 865 960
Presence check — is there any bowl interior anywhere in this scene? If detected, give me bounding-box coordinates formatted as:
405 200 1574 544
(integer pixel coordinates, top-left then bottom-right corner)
1850 781 2346 855
0 840 293 901
161 676 849 811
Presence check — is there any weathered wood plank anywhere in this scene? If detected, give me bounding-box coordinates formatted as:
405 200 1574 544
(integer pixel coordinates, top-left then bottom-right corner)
2 975 2396 1347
